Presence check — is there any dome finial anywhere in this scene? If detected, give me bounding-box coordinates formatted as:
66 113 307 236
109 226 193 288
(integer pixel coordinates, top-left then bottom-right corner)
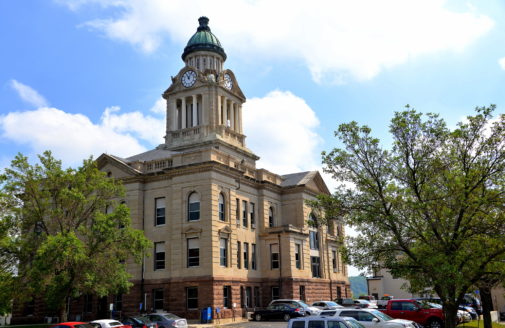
197 16 210 32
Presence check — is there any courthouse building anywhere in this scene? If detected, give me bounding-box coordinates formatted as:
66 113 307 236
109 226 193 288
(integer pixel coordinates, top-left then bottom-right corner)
14 17 350 322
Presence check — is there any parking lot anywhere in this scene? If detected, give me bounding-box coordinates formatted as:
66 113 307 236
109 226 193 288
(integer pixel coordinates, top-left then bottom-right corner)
189 319 287 328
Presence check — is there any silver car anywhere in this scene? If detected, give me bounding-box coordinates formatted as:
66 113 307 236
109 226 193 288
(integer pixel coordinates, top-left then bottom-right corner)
144 313 187 328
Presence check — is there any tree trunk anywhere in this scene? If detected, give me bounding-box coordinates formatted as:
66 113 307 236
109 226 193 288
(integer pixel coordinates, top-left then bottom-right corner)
59 305 68 323
443 301 459 328
480 286 493 328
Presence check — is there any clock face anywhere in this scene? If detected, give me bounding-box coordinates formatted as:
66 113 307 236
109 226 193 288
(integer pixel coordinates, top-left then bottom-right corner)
182 70 197 88
224 73 233 90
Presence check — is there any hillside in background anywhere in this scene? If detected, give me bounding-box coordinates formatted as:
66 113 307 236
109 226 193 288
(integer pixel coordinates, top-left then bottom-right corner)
349 275 368 297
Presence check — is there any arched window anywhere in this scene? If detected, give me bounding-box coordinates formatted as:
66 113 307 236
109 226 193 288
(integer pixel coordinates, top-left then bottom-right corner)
188 192 200 221
308 213 318 227
218 193 225 221
268 207 274 227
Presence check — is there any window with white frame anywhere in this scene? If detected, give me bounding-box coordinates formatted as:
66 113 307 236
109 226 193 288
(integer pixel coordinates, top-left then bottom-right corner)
270 243 279 269
250 202 255 228
188 192 200 221
187 238 199 267
271 286 279 300
154 242 165 270
251 243 257 270
242 200 248 227
220 237 228 266
268 207 274 227
155 197 165 226
218 193 225 221
243 242 249 269
295 243 302 269
153 289 163 310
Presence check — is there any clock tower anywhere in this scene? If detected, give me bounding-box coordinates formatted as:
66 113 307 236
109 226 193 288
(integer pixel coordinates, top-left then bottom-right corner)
162 17 258 165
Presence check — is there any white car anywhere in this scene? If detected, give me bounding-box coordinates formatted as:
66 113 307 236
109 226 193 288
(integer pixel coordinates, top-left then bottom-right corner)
312 301 344 310
328 308 418 328
269 299 322 316
91 320 129 328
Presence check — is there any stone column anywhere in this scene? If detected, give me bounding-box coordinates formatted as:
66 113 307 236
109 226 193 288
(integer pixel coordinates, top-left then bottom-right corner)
181 97 186 129
192 95 198 126
172 99 178 131
224 97 229 127
217 95 222 125
230 101 235 131
238 104 243 133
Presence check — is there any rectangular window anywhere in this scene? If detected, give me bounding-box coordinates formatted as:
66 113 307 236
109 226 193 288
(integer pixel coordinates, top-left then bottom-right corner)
332 250 337 272
243 242 249 269
236 198 240 225
299 285 306 302
250 202 255 228
254 286 260 307
114 294 122 311
251 243 257 270
220 237 228 267
270 243 279 269
242 200 248 227
245 287 252 308
271 286 280 300
237 241 241 269
223 286 231 308
311 256 321 278
153 289 163 310
155 197 165 226
309 231 319 250
295 243 302 269
186 287 198 309
187 238 199 267
84 294 93 313
154 242 165 270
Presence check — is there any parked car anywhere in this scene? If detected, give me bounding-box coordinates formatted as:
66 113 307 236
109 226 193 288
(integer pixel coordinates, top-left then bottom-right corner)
336 298 359 308
354 300 377 309
288 315 362 328
359 296 377 302
51 322 95 328
253 303 305 321
312 301 344 310
331 308 418 328
379 299 445 328
143 313 187 328
463 294 482 314
121 316 157 328
269 299 322 316
91 320 132 328
459 305 478 320
377 295 394 309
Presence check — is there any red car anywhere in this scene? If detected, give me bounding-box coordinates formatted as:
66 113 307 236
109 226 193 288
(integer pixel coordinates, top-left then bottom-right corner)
51 322 96 328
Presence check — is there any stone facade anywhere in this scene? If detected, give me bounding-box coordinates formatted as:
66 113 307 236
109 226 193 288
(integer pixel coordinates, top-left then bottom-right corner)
11 16 350 323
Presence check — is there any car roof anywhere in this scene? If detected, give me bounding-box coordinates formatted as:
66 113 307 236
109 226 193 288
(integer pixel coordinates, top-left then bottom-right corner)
91 320 121 323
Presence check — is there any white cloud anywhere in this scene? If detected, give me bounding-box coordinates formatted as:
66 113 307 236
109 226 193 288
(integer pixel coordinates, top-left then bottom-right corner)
101 106 165 145
243 90 322 174
10 80 49 108
60 0 493 82
499 57 505 70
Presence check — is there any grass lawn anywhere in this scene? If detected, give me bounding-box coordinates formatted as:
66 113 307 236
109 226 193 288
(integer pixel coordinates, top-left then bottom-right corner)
460 321 505 328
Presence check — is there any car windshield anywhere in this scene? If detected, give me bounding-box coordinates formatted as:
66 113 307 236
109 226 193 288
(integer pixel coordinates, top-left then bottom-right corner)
345 319 366 328
75 325 95 328
326 302 338 306
162 314 180 320
297 301 309 308
135 317 152 323
372 310 393 321
108 322 123 327
429 303 442 309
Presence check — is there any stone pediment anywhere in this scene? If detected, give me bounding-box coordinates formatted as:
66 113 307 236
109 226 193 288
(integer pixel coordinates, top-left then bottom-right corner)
218 225 232 236
96 153 141 179
183 225 202 236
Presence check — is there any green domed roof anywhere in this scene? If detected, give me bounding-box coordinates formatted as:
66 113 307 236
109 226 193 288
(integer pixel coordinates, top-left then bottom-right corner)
182 17 227 61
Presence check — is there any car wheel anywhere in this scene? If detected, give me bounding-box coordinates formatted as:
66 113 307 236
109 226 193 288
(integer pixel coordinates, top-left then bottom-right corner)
283 314 291 321
255 314 262 321
306 311 311 316
428 319 443 328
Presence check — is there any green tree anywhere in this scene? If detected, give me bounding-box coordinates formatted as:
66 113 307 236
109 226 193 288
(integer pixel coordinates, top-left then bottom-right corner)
0 151 150 321
315 106 505 328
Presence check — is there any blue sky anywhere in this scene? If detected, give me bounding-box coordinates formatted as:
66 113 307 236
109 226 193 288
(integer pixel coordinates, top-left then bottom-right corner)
1 1 505 274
